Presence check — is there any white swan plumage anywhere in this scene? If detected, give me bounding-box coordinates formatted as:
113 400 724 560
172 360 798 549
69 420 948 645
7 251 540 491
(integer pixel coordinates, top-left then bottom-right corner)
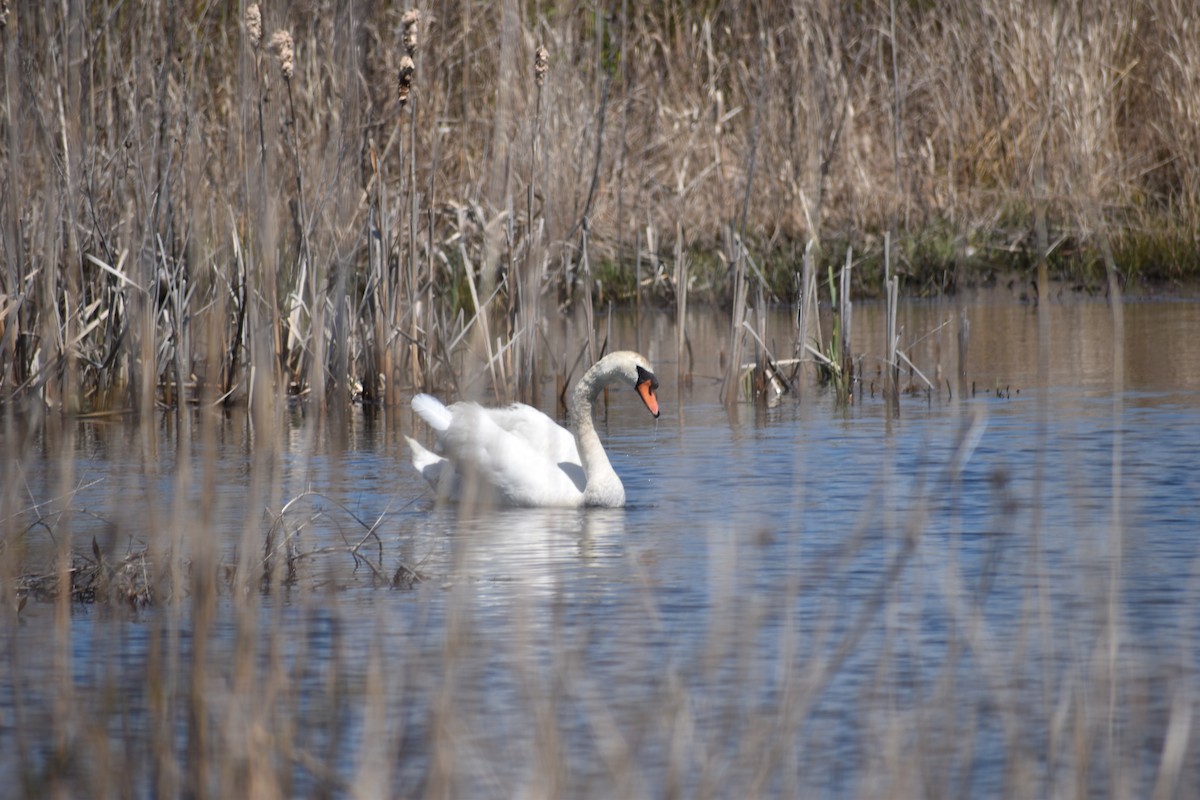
405 350 660 508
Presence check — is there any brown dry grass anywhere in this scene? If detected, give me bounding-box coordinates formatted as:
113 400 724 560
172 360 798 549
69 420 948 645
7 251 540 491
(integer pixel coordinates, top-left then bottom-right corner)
2 0 1198 413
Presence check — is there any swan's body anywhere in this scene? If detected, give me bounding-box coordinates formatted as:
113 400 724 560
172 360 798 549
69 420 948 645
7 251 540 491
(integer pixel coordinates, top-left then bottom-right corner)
406 351 660 508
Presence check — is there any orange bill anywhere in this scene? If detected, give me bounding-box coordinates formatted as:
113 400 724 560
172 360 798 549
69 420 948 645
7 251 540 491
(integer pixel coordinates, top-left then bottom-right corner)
635 366 660 417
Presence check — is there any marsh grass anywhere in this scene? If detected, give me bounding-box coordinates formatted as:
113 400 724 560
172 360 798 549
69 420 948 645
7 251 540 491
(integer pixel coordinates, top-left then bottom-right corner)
788 247 859 407
2 1 1200 793
4 1 1200 413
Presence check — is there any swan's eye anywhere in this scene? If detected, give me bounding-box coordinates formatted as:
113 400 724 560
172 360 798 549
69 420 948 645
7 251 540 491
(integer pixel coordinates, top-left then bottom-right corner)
636 365 658 391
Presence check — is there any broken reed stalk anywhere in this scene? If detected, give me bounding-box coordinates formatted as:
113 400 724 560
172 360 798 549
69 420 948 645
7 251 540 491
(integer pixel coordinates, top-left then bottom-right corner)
613 0 632 304
455 211 501 403
884 232 900 414
723 234 749 410
231 21 262 422
229 6 268 407
161 232 188 408
722 47 764 409
643 222 658 353
403 10 421 391
263 28 305 400
580 221 597 368
957 308 969 397
407 103 420 395
569 31 608 339
818 260 847 403
223 212 248 402
365 137 391 407
674 221 690 386
393 15 418 399
281 44 321 401
517 44 549 406
839 247 853 399
794 239 816 393
888 0 908 230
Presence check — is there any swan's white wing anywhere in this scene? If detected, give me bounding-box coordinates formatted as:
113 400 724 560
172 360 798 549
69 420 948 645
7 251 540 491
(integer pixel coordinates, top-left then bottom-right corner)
438 403 585 507
412 393 454 431
404 435 458 499
408 398 583 502
478 404 585 492
480 403 580 464
406 434 442 476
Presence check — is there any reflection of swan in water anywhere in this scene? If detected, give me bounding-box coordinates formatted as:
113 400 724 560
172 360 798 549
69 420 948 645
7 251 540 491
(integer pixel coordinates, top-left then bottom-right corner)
437 507 630 594
406 351 660 508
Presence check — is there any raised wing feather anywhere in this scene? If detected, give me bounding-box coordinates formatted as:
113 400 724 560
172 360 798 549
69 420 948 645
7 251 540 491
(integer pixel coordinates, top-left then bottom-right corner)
436 403 585 506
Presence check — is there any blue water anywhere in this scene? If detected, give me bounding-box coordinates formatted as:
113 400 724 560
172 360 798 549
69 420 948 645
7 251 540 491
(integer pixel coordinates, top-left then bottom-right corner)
3 295 1200 797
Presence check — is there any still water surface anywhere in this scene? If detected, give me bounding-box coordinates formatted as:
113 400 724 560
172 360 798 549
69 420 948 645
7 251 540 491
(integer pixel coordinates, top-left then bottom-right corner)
4 289 1200 796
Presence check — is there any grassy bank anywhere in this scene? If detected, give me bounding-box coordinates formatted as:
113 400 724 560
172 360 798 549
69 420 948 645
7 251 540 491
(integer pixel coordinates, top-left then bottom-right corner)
2 0 1199 410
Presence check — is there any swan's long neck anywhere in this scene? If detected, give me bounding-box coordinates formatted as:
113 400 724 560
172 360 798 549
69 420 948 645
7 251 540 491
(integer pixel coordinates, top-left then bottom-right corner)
570 362 625 507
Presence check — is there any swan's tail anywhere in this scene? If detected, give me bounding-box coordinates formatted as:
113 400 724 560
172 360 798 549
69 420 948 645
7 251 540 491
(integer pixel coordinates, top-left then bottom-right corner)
406 435 452 492
412 393 453 432
405 435 440 471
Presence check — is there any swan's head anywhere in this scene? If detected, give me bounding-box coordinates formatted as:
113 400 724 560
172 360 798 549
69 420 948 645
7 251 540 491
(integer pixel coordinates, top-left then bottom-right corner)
634 364 660 417
587 350 660 418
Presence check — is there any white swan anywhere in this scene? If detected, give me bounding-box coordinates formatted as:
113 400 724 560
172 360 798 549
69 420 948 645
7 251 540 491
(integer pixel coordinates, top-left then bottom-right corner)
405 351 660 508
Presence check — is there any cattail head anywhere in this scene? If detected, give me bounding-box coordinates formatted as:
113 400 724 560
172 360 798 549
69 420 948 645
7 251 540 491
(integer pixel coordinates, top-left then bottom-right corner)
534 45 549 87
397 55 415 109
268 29 294 81
245 4 262 49
401 9 420 56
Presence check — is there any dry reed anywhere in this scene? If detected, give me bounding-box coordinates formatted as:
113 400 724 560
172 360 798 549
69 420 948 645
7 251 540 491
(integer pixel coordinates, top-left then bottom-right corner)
268 30 294 82
244 4 261 50
0 0 1197 413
